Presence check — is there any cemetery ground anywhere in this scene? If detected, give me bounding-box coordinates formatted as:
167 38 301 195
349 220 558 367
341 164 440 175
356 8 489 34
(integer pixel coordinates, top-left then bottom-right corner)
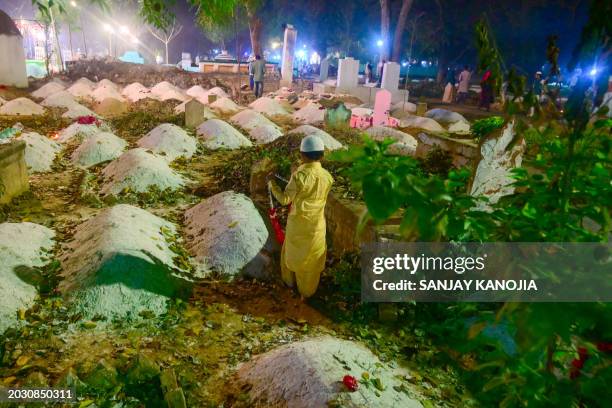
0 69 544 407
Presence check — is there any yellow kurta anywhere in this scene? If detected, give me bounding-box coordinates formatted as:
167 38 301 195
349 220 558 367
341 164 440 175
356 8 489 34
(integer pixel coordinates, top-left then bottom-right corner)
269 162 333 298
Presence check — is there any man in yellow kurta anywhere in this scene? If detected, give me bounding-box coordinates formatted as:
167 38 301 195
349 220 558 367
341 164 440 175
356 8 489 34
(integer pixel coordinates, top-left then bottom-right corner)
268 135 334 299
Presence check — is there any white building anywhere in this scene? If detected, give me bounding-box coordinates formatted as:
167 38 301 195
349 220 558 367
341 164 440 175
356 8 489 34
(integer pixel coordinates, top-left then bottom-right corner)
0 9 28 87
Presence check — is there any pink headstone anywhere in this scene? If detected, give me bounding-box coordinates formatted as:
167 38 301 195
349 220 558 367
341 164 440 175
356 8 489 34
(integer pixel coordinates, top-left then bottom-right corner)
372 89 392 127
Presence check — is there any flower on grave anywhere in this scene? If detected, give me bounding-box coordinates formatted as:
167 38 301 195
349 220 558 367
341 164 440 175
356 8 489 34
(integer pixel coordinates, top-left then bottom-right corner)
342 375 358 392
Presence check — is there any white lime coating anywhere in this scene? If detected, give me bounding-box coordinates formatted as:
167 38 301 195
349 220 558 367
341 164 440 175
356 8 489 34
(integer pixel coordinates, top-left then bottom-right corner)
121 82 152 102
471 120 525 206
66 78 96 99
351 107 373 117
150 81 188 101
100 148 185 196
391 100 417 113
41 90 79 109
185 85 209 101
448 120 472 135
31 81 65 99
58 205 190 320
92 79 125 103
425 108 468 125
209 97 241 114
398 115 445 133
207 86 229 98
97 79 119 90
56 122 108 144
61 103 98 119
18 131 61 172
288 125 343 150
0 222 55 333
196 119 252 150
237 336 424 408
292 101 325 124
70 131 127 168
136 123 197 162
184 191 268 278
365 126 418 156
249 97 289 116
230 109 283 144
0 97 45 116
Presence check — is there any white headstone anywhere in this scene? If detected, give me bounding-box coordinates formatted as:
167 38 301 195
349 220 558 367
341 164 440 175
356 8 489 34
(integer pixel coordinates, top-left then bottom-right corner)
319 59 330 82
281 25 297 88
381 62 400 92
337 57 359 90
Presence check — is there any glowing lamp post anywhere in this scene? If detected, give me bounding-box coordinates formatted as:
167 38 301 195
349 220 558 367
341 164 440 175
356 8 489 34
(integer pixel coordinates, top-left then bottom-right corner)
104 24 114 57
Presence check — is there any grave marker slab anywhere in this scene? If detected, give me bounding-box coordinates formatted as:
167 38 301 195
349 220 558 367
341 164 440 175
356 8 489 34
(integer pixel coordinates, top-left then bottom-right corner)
381 61 400 92
185 99 207 128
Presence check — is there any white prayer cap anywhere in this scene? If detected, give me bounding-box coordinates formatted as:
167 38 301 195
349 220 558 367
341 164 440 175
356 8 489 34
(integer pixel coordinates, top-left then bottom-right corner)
536 71 542 75
300 135 325 152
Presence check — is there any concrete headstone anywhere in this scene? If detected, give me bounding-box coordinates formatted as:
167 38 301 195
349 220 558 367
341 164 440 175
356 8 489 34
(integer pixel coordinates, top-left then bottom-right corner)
381 61 400 92
372 89 392 126
319 59 330 82
336 57 359 90
185 99 207 128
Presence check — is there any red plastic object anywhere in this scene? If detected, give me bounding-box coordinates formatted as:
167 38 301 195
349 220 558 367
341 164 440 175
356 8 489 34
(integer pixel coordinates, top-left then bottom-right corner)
342 375 359 392
268 207 285 245
76 115 99 125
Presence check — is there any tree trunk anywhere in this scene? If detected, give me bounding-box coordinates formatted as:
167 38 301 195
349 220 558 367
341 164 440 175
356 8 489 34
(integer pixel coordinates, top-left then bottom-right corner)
246 3 262 56
437 50 449 84
248 15 263 56
165 42 169 64
379 0 390 62
391 0 413 62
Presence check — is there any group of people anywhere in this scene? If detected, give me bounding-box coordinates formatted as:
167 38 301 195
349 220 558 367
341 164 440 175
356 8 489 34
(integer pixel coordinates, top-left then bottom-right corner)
247 55 266 97
442 66 494 110
364 60 386 87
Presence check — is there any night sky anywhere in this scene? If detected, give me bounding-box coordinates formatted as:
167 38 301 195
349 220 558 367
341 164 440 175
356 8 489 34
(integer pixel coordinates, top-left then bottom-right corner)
0 0 591 73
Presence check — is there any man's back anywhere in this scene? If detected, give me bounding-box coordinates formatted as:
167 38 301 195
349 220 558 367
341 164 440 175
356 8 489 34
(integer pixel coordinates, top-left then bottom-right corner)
253 60 266 82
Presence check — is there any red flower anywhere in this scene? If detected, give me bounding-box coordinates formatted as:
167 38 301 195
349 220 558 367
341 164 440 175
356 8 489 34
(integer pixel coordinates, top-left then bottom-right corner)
342 375 359 392
571 358 584 370
596 342 612 353
76 115 99 125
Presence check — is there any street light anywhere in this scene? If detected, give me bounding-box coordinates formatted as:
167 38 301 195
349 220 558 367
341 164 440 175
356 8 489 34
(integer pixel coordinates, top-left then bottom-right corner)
70 1 77 7
376 40 383 47
271 41 280 49
103 24 114 57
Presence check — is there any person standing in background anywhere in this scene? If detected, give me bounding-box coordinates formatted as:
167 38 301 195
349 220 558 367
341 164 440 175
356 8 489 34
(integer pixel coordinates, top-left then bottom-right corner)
252 54 266 98
442 66 456 103
457 65 471 103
